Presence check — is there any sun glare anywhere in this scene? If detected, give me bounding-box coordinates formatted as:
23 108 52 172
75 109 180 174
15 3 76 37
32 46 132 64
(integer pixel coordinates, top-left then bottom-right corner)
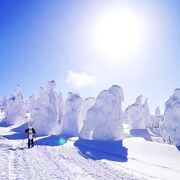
94 10 143 59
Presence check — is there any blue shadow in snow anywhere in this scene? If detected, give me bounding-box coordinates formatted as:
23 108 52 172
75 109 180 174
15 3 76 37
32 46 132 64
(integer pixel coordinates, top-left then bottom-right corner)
3 123 28 140
176 146 180 151
0 120 11 127
3 132 25 140
12 123 28 133
74 139 128 162
2 121 70 147
35 134 72 147
130 129 152 141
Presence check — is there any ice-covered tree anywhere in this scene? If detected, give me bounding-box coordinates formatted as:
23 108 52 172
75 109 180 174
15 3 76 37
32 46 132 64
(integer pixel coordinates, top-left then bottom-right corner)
80 85 124 140
61 92 82 136
149 106 162 129
0 96 7 119
143 98 150 127
0 97 2 112
14 84 24 100
4 85 26 125
155 106 161 116
78 97 95 137
124 96 150 129
28 80 63 135
160 89 180 145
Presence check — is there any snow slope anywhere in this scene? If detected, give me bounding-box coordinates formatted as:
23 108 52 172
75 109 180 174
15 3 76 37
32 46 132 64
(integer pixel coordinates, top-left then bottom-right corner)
122 138 180 180
0 121 180 180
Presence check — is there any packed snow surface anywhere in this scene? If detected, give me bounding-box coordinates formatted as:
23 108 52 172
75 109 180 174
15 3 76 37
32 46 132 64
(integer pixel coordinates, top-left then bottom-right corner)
1 120 180 180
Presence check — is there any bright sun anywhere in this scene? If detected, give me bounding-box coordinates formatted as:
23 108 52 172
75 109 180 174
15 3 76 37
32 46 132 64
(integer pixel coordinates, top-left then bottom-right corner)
94 10 143 59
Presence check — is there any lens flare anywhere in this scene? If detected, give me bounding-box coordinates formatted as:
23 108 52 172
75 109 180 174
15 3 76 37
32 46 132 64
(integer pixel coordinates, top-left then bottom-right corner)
59 138 66 145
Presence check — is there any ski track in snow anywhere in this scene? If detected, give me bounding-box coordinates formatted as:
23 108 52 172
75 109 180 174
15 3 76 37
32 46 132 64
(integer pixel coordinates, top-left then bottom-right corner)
1 127 180 180
128 156 180 174
0 139 146 180
0 143 10 180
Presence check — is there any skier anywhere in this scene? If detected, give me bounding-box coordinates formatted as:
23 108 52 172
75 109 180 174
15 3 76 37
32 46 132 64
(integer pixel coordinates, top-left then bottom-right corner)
25 121 36 148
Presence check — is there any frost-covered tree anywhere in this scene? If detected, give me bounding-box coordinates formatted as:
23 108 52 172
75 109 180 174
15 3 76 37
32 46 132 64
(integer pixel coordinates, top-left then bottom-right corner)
28 80 63 135
0 97 2 111
61 92 82 136
143 98 150 127
149 106 162 129
124 96 150 129
14 84 24 100
0 96 7 119
80 85 124 140
160 89 180 145
155 106 161 116
4 85 26 125
0 97 2 112
78 97 95 136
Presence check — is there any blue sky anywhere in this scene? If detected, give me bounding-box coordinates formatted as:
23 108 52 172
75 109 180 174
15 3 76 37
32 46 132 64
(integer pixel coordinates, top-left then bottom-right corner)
0 0 180 113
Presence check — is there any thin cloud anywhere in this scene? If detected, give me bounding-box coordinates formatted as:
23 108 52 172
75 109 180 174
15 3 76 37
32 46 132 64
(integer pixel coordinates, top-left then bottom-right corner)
66 71 96 88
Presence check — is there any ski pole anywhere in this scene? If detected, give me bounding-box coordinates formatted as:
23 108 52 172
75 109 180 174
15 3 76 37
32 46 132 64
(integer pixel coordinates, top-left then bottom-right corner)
22 136 25 148
22 134 26 148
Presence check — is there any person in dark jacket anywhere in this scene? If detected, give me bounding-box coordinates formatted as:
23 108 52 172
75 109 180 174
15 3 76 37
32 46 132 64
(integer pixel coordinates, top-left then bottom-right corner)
25 122 36 148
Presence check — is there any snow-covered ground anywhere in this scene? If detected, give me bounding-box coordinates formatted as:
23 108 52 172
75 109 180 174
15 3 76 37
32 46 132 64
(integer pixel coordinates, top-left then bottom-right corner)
0 121 180 180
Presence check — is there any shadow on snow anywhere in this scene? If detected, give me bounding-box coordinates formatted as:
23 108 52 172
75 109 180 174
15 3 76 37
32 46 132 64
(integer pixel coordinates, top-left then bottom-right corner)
130 129 152 141
2 122 71 147
0 120 11 127
12 123 28 133
176 146 180 152
4 133 71 147
3 133 25 140
35 134 72 147
3 123 28 140
74 139 128 162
